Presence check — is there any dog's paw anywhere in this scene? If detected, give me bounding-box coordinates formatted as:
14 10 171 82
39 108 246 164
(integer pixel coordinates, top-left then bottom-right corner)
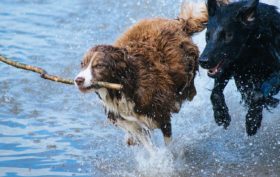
125 134 139 146
213 109 231 129
246 111 262 136
265 97 279 109
126 137 138 146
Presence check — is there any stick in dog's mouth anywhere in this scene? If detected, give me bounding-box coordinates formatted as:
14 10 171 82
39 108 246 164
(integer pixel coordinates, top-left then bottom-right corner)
86 81 123 90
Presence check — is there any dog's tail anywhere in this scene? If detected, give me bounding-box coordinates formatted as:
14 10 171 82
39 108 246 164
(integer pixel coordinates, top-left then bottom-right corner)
178 1 208 34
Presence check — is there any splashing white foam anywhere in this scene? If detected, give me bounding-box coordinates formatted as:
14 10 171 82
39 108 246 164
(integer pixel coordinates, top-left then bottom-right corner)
135 147 176 177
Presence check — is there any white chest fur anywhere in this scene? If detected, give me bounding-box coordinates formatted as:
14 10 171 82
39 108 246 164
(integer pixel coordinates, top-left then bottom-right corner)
97 88 158 129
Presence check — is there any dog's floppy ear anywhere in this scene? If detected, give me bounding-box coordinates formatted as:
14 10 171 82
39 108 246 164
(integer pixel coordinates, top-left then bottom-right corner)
108 47 128 71
236 0 259 25
207 0 218 16
93 45 128 71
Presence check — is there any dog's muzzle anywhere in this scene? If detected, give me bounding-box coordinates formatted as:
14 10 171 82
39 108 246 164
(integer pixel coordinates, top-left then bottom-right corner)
199 56 210 68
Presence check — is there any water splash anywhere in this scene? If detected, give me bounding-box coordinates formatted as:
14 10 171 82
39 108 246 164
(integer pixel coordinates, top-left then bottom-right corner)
135 147 175 177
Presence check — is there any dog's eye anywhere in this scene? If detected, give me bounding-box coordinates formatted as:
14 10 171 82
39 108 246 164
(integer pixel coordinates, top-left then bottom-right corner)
225 32 233 43
93 64 106 69
220 30 233 43
80 62 84 68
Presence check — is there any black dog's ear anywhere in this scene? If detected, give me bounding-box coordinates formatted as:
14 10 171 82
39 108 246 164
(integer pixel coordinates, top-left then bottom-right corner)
207 0 218 16
236 0 259 24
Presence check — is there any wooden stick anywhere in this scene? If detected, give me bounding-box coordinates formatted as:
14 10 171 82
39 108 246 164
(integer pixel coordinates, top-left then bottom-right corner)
0 54 123 90
93 81 123 90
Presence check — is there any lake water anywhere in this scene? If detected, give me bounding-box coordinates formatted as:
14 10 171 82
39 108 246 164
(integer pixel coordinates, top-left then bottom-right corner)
0 0 279 177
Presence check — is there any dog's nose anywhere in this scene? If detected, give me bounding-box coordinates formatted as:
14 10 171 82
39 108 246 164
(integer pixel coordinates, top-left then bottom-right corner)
75 77 85 86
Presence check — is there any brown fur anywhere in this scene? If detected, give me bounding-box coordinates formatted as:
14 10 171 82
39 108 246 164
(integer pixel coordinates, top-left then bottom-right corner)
77 2 208 146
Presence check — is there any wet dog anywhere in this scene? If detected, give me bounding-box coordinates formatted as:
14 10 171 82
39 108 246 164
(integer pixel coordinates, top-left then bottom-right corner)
75 2 207 149
200 0 280 135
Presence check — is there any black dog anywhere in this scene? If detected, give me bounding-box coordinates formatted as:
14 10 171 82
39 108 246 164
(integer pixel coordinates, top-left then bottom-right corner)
199 0 280 135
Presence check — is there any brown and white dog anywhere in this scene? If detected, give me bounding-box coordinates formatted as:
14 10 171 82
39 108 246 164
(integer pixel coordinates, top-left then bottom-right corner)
75 2 207 150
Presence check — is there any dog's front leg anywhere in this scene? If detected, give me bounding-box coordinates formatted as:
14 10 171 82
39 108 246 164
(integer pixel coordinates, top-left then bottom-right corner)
107 112 138 145
211 77 231 129
160 121 172 145
107 111 118 124
246 99 263 136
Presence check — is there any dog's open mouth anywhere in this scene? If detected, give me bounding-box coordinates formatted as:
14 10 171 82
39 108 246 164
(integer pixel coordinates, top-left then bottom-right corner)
207 60 224 77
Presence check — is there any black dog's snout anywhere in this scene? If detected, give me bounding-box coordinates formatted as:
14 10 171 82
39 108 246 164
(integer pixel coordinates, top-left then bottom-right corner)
199 56 209 68
199 56 208 62
75 77 85 86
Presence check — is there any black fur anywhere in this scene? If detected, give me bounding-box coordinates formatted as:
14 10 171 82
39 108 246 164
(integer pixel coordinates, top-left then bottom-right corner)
200 0 280 135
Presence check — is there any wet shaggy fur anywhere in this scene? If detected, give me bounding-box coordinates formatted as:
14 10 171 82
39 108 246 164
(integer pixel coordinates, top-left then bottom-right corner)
75 2 207 147
200 0 280 135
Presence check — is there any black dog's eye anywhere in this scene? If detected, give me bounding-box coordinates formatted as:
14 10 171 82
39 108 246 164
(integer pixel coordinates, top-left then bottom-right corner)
225 32 233 43
206 32 210 42
220 30 233 43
